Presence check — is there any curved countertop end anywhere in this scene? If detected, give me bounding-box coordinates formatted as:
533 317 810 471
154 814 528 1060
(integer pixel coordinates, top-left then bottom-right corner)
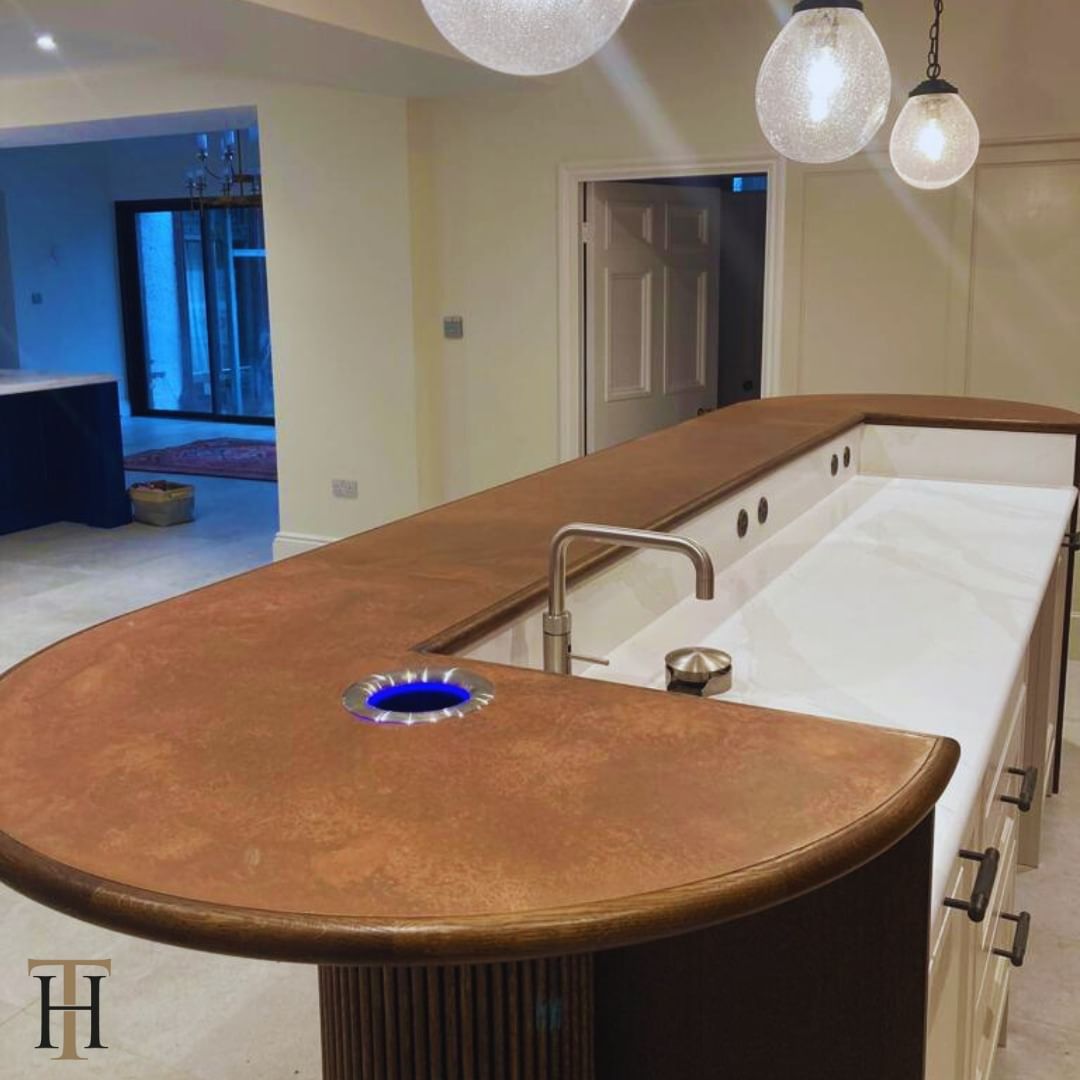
2 394 1076 966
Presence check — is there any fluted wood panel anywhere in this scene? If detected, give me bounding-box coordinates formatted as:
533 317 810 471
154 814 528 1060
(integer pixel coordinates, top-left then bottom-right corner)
320 957 594 1080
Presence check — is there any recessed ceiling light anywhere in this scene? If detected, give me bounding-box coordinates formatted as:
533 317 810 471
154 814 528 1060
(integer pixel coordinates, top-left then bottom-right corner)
35 33 58 53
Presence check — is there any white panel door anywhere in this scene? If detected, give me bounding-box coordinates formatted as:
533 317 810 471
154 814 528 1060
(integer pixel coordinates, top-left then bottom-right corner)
586 182 721 452
966 161 1080 411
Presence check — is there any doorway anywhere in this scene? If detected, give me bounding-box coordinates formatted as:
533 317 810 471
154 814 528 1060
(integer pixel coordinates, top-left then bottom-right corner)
583 174 768 453
116 199 274 423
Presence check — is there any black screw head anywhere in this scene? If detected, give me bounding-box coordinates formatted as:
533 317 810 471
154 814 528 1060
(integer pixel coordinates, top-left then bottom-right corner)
737 509 749 538
757 497 769 525
830 454 839 476
843 446 852 468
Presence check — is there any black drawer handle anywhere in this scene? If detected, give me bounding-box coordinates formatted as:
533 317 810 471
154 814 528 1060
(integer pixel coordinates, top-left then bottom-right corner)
944 847 1000 923
993 911 1031 968
1001 766 1039 813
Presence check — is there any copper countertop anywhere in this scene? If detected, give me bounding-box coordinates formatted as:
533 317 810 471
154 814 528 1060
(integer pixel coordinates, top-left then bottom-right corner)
3 395 1075 965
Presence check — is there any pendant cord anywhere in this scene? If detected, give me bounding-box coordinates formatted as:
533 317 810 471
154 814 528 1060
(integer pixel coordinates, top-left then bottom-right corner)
927 0 944 80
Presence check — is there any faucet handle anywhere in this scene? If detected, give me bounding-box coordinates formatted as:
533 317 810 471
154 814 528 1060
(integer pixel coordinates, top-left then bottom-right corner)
570 653 611 667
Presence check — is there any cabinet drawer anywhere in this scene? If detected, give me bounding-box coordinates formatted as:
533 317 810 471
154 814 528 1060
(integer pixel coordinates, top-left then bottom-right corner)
975 813 1016 1004
933 854 975 969
928 864 976 1080
982 680 1026 837
973 951 1010 1080
983 701 1025 858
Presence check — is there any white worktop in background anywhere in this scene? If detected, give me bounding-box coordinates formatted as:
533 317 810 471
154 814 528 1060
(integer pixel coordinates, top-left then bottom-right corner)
582 475 1078 921
0 370 116 396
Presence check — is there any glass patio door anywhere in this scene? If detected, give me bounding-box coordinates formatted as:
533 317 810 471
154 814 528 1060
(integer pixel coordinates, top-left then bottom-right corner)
117 200 275 422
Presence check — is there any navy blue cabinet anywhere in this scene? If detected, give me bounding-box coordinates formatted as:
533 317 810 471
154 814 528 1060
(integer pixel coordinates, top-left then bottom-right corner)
0 381 131 536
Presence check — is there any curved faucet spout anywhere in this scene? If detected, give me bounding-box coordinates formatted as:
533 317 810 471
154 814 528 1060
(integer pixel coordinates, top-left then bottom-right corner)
543 522 716 675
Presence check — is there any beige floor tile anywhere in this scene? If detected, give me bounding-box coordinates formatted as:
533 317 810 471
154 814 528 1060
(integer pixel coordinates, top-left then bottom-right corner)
994 1017 1080 1080
0 995 25 1030
0 883 322 1078
1009 929 1080 1032
1064 719 1080 749
0 1000 201 1079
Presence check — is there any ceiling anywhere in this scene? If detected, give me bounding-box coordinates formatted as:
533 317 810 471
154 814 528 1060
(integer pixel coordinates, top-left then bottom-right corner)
0 0 512 95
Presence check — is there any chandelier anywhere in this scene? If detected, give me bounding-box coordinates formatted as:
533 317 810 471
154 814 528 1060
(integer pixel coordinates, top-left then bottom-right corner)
185 130 261 209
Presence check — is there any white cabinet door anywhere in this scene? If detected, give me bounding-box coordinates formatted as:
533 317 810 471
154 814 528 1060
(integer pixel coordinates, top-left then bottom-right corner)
585 181 721 452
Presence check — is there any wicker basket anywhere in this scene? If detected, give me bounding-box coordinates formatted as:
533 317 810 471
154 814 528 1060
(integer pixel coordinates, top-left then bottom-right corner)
129 480 196 526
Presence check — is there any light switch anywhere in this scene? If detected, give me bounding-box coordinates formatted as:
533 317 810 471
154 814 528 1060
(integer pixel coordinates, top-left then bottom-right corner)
443 316 464 340
332 479 359 500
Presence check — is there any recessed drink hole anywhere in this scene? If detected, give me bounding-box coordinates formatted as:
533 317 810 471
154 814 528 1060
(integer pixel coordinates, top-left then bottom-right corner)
367 682 471 714
343 668 495 727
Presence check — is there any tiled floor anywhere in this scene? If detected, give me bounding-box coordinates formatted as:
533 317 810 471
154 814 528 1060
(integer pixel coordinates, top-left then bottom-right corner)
0 443 1076 1075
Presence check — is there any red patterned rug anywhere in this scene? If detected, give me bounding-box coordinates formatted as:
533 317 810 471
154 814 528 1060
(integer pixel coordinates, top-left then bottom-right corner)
124 438 277 482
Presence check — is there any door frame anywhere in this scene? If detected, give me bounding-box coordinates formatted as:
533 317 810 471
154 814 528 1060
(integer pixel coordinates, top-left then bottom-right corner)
556 156 785 461
115 197 275 426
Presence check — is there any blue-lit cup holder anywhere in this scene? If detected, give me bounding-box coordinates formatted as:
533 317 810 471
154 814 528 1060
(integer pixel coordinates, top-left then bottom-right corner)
342 667 495 727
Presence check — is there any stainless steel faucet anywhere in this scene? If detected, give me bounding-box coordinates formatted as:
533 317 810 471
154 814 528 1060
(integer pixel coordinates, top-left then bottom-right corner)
543 523 716 675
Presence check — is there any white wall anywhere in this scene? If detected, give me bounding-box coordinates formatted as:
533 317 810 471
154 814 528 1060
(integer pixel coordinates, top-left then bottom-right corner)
0 143 121 389
256 83 419 549
407 0 1080 508
780 142 1080 411
0 130 245 405
0 66 419 548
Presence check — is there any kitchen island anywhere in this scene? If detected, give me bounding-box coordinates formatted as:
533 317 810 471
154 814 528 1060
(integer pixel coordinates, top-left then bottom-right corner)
0 371 130 535
1 395 1077 1079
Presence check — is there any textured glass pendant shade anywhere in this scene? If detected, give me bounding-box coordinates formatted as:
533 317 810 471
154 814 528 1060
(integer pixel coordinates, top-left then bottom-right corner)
890 88 980 190
420 0 636 76
756 3 891 164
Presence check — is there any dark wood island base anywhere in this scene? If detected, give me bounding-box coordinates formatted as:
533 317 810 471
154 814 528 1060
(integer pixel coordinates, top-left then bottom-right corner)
319 956 595 1080
319 816 932 1080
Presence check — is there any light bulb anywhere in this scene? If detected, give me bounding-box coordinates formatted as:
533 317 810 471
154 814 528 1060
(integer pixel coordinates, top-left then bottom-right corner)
420 0 635 77
756 2 891 165
890 87 980 190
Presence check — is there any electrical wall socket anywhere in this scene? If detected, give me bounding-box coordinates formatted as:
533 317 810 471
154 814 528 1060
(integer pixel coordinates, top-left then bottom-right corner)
332 478 359 500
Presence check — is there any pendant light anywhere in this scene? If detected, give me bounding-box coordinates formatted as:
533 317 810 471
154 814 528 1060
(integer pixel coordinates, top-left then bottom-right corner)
890 0 980 190
756 1 891 165
420 0 636 77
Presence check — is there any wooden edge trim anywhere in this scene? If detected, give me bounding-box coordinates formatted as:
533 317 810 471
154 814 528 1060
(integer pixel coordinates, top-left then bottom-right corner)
0 736 959 967
863 413 1080 436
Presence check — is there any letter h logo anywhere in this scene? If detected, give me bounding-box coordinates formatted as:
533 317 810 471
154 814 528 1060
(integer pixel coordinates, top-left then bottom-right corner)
28 959 111 1061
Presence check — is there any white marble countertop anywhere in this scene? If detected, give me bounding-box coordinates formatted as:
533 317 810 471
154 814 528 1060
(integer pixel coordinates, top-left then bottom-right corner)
0 370 117 397
583 475 1077 924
